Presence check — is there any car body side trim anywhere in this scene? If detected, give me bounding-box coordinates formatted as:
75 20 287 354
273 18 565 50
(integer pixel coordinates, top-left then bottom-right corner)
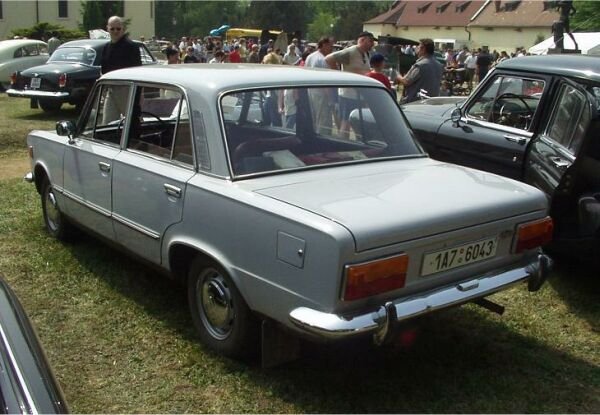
61 188 111 218
112 213 161 240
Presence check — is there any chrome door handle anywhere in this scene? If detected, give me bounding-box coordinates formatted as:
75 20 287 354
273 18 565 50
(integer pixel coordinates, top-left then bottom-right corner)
504 134 527 145
98 162 111 172
164 183 182 198
550 156 570 169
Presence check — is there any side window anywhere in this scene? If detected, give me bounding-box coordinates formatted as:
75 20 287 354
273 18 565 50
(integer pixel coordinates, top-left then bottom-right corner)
79 84 131 145
139 45 155 65
126 86 193 166
467 75 545 130
13 48 23 58
23 44 39 56
545 83 591 155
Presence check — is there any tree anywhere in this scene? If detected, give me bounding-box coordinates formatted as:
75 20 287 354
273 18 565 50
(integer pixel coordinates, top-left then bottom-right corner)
307 11 338 41
571 1 600 31
11 22 85 42
79 1 125 32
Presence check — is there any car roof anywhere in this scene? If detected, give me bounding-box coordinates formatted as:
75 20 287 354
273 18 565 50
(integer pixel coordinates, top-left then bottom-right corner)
496 55 600 83
0 39 47 51
59 38 144 49
101 64 383 92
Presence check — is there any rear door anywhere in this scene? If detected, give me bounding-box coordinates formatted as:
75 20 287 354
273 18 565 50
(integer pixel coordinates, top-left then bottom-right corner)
525 78 598 202
111 84 195 264
436 72 550 180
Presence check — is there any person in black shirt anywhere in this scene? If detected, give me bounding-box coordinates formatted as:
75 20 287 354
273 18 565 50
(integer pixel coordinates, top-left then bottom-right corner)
100 16 141 124
101 16 141 74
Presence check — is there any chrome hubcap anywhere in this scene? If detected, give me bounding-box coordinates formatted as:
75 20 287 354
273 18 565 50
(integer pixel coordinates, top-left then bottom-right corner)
197 270 234 340
45 188 60 232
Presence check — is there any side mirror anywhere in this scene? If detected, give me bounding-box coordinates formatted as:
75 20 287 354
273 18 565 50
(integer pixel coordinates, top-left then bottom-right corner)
56 120 76 144
450 107 462 127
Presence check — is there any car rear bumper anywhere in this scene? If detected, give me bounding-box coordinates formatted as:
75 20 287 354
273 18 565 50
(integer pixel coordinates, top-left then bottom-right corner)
289 253 551 343
6 89 69 99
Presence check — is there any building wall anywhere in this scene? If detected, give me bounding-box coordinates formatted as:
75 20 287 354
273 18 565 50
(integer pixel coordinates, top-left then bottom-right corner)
365 22 548 52
123 0 154 41
0 0 155 41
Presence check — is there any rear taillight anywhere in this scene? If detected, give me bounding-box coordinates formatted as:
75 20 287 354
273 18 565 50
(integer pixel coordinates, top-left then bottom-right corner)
10 72 17 85
343 254 409 301
514 216 553 253
58 73 67 88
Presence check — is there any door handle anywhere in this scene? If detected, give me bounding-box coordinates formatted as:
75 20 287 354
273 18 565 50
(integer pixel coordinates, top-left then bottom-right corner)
550 156 570 169
504 134 527 145
164 183 182 198
98 162 111 172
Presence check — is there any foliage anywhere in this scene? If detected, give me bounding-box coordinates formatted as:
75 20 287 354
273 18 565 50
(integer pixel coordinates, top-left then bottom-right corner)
79 1 128 33
571 1 600 31
10 22 86 42
307 11 338 42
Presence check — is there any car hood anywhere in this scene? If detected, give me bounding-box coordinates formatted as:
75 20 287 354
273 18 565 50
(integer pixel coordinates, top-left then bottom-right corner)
20 62 98 77
402 96 466 119
254 159 547 252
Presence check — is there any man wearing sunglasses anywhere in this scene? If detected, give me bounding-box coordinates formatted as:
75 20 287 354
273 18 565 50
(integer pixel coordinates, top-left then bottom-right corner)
101 15 141 74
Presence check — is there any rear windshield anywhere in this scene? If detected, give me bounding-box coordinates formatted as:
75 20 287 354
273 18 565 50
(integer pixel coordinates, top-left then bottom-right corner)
49 47 96 66
221 86 422 177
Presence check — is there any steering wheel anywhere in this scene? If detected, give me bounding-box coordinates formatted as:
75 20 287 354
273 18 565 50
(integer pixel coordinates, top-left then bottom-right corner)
493 93 534 128
141 111 166 126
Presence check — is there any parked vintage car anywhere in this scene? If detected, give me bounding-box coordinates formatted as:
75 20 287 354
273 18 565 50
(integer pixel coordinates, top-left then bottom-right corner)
402 55 600 258
25 64 552 363
0 274 68 413
0 39 48 90
7 38 156 112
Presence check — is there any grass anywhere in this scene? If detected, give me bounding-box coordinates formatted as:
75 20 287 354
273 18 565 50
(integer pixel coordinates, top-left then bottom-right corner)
0 94 599 413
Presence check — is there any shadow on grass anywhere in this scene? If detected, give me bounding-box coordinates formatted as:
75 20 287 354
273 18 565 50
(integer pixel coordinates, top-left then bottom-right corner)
11 106 80 122
63 232 599 413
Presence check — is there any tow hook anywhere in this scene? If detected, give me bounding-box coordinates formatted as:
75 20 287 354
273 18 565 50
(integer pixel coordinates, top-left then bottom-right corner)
373 301 397 346
527 253 552 292
472 297 505 315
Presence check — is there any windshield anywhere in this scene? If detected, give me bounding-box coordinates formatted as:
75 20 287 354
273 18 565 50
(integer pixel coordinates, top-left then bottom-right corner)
222 86 422 177
49 47 96 65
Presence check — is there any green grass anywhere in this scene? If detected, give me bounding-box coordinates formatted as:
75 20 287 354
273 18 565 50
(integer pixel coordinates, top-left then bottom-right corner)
0 94 599 413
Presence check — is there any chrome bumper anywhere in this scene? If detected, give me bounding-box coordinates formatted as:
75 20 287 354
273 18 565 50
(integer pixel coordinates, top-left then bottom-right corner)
6 89 69 99
289 254 550 343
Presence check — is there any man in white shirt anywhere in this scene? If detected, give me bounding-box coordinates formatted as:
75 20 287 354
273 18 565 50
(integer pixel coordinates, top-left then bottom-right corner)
325 31 374 137
305 36 335 134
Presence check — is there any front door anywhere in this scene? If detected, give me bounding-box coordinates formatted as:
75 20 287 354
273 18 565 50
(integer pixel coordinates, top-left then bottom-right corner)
62 83 132 239
436 73 549 180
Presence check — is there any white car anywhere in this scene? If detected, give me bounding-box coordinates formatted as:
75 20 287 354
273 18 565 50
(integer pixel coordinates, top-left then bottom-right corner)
25 64 552 364
0 39 48 90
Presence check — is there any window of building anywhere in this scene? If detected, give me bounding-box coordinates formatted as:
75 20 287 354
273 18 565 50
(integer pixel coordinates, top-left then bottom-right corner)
417 2 431 13
455 1 471 13
0 1 3 19
58 0 68 18
150 1 153 18
436 1 451 13
504 0 521 12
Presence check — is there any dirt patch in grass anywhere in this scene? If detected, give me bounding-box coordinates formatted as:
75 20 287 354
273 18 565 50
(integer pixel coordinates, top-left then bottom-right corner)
1 154 29 180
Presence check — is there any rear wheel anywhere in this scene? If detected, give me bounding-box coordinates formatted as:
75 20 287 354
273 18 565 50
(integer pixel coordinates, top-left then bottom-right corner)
39 99 62 113
187 257 259 359
41 177 74 241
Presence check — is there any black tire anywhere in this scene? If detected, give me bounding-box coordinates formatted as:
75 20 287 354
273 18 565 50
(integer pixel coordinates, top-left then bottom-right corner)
187 257 259 359
41 177 74 241
39 99 62 113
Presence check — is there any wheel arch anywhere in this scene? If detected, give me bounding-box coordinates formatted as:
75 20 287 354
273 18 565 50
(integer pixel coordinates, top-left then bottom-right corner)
33 163 50 194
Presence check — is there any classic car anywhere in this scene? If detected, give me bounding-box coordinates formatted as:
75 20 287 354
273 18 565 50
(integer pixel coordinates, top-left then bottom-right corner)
402 55 600 258
25 64 552 364
0 274 68 413
0 39 48 90
7 38 157 112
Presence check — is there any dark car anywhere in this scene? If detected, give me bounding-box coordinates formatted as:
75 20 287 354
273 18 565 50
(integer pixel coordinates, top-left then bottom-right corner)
0 274 68 413
6 38 157 112
402 55 600 258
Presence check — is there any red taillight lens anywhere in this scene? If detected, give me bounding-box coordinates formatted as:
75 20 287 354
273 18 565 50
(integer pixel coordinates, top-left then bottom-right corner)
10 72 17 85
343 254 409 301
515 216 553 253
58 73 67 88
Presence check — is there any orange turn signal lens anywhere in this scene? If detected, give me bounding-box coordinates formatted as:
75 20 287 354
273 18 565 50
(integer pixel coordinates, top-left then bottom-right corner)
10 72 17 85
343 254 409 301
28 145 34 159
515 216 553 253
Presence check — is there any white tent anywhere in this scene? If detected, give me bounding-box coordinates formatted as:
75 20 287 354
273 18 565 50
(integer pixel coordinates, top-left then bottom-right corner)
528 32 600 56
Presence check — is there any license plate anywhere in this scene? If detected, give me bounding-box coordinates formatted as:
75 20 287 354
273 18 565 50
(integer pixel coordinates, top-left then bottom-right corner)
421 237 498 276
30 78 41 89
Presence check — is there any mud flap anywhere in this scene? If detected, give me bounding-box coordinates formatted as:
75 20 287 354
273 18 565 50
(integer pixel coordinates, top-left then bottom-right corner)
578 193 600 237
261 319 301 368
30 98 39 109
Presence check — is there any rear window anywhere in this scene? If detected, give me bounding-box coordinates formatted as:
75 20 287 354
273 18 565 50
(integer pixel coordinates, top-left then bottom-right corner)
221 86 422 177
49 47 96 65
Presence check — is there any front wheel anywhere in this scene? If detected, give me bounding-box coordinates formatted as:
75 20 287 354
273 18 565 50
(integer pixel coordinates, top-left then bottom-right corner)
187 257 258 359
41 177 74 241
